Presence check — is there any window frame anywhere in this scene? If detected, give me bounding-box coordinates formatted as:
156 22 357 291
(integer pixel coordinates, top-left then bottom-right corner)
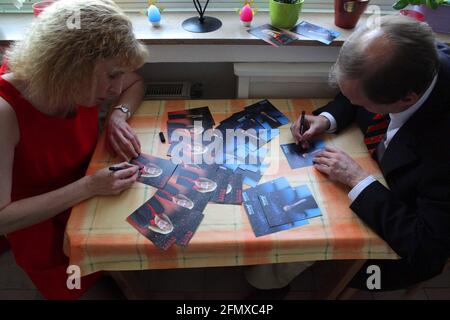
0 0 396 13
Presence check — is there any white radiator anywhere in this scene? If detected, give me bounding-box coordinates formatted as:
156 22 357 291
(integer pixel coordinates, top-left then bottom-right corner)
234 63 338 99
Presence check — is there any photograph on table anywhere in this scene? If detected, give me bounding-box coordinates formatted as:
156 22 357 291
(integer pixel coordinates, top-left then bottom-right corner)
260 184 321 227
242 178 316 237
130 153 178 189
211 167 243 205
167 118 210 143
245 99 290 129
167 106 215 143
167 137 211 164
168 106 215 124
126 194 204 250
235 163 270 188
159 164 219 212
281 139 326 169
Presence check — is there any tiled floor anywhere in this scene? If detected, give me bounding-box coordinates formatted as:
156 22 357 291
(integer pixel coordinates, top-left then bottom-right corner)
1 250 450 300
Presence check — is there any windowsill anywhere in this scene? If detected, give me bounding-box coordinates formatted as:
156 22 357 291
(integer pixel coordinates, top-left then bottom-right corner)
1 11 449 46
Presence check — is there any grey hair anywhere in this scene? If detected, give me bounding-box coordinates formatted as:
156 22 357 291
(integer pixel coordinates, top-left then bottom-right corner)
329 15 439 104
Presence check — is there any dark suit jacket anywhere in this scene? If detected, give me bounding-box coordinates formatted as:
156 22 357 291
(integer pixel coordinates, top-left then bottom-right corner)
314 43 450 290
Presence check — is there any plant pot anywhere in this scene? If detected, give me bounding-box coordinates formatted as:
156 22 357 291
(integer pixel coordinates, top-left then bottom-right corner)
334 0 369 29
414 4 450 34
269 0 304 29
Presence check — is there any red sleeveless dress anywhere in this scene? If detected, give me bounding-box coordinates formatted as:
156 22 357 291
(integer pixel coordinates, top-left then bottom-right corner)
0 62 101 299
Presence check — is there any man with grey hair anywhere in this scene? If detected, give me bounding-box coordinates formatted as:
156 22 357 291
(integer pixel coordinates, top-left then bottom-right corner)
290 15 450 290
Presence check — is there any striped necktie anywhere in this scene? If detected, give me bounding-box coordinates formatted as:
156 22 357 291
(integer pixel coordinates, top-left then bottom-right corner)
364 113 390 160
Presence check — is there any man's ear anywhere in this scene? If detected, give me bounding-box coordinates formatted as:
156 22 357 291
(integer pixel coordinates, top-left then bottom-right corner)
400 91 420 106
394 91 420 112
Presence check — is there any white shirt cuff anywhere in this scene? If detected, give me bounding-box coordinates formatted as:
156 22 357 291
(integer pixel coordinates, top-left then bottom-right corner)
319 112 337 133
348 175 377 203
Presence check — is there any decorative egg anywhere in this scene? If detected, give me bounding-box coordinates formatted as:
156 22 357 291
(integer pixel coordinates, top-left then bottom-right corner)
240 4 253 23
147 5 161 26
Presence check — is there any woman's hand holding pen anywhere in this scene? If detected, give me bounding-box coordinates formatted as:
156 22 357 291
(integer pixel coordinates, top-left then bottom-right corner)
290 114 331 149
85 162 140 196
105 109 141 161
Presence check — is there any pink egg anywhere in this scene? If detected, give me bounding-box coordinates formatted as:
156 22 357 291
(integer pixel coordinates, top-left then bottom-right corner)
240 4 253 22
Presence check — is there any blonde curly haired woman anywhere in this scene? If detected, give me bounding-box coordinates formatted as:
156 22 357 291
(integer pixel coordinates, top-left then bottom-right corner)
0 0 149 299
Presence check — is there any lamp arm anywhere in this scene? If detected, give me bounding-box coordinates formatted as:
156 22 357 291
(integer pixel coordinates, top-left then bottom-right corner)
201 0 211 16
192 0 202 15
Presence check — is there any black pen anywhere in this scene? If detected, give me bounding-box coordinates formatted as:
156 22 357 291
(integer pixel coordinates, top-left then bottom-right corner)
109 164 143 172
109 165 131 172
299 111 306 135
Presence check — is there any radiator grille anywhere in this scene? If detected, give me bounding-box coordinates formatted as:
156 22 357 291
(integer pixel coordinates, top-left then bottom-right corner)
144 82 191 100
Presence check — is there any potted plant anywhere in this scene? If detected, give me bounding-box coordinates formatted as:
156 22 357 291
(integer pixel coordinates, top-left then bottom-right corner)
269 0 304 29
393 0 450 33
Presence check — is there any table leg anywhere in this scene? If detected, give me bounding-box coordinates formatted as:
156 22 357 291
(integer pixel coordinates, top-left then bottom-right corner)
314 259 366 300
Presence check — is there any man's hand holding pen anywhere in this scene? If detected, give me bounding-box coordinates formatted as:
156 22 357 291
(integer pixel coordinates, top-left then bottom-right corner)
290 112 331 149
290 112 369 188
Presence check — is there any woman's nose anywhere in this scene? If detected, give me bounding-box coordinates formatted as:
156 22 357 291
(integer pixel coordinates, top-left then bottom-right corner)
109 80 123 96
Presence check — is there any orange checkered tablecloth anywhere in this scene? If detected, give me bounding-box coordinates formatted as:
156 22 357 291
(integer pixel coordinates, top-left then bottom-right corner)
63 99 398 276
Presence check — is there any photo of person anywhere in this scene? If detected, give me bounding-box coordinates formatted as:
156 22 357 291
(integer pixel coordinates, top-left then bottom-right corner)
156 183 195 210
192 177 218 193
127 195 178 249
148 213 174 235
161 164 219 212
157 189 195 210
127 192 203 250
140 163 163 178
130 153 177 189
171 194 195 209
176 173 218 194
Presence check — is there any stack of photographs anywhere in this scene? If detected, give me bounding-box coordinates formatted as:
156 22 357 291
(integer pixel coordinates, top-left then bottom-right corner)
127 101 291 249
215 100 289 187
242 177 322 237
127 164 221 251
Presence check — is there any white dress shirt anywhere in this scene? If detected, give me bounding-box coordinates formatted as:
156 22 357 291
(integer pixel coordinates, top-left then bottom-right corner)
319 74 438 202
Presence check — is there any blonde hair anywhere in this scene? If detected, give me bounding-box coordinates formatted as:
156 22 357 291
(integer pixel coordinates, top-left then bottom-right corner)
5 0 148 114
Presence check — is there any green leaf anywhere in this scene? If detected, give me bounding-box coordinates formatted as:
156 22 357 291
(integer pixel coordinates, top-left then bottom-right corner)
426 0 439 9
393 0 410 10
